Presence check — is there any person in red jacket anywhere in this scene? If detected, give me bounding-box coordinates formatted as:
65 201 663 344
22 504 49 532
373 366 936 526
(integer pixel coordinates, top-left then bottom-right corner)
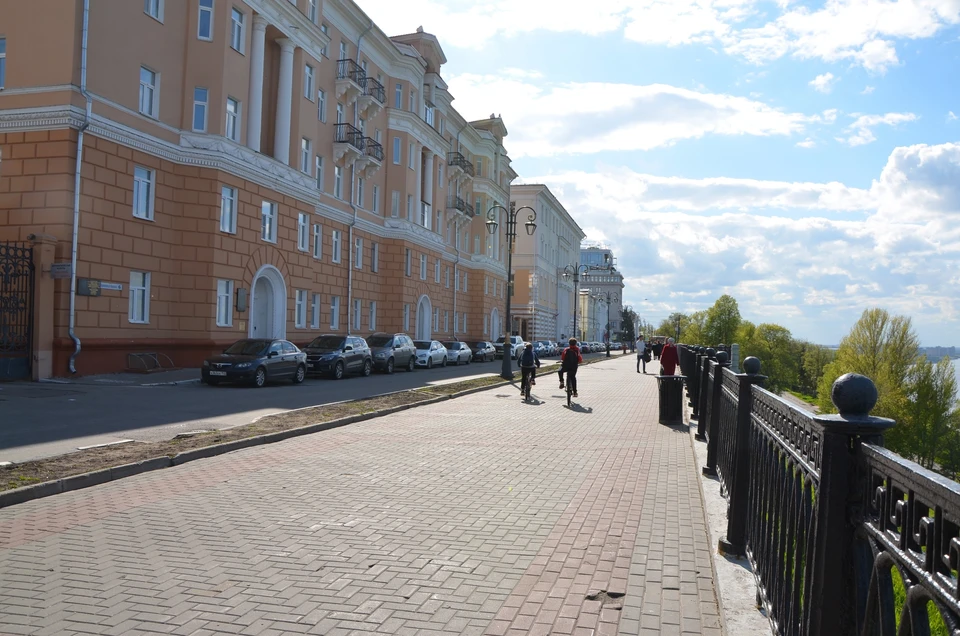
558 338 583 397
659 337 679 375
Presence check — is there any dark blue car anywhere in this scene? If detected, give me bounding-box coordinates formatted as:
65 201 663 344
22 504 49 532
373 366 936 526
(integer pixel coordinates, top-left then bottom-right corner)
201 339 307 388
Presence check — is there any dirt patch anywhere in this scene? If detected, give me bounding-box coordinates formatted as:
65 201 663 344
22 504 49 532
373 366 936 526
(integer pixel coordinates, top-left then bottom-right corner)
1 377 513 493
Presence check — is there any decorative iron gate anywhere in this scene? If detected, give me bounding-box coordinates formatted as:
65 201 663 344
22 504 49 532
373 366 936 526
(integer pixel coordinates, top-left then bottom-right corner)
0 243 34 380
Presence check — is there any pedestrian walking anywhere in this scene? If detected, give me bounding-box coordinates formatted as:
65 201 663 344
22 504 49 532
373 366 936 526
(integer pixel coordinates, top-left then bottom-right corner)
636 334 647 373
653 339 663 360
660 337 679 375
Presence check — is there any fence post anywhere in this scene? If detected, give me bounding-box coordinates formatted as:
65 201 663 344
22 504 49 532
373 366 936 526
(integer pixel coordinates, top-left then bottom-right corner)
690 346 703 414
718 356 765 557
696 348 716 441
703 351 730 476
804 374 894 636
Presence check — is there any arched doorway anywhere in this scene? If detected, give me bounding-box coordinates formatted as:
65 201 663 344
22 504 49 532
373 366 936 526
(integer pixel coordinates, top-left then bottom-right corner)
490 308 501 340
249 265 287 339
415 295 432 341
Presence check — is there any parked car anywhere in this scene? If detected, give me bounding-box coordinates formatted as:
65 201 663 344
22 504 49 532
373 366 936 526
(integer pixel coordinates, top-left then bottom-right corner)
366 332 417 374
202 338 306 388
414 340 448 368
442 341 473 365
494 335 525 359
303 334 373 379
469 341 496 362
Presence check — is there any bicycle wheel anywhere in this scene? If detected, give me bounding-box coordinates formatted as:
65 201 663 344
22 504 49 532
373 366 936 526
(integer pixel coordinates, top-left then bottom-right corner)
567 385 572 407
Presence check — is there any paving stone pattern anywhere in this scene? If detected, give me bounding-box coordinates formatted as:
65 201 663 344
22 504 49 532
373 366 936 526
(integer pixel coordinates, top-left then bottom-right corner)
0 357 721 635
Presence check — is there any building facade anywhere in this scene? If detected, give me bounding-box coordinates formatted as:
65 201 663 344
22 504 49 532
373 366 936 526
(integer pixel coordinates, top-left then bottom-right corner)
579 246 625 344
509 184 584 343
0 0 517 377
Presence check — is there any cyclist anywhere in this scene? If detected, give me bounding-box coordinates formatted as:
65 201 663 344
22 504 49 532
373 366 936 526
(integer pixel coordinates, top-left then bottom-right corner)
518 342 541 394
558 338 583 398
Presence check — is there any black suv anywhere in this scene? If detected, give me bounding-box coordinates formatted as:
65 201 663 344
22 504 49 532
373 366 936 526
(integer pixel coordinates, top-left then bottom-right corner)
365 332 417 374
303 335 373 379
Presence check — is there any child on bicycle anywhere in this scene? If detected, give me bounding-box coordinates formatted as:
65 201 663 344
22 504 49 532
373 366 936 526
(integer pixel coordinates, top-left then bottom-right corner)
558 338 583 398
518 342 541 393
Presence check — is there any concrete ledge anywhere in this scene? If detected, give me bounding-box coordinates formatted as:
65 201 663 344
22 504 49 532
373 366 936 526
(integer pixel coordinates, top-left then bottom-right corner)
0 480 63 508
110 457 173 479
61 468 113 493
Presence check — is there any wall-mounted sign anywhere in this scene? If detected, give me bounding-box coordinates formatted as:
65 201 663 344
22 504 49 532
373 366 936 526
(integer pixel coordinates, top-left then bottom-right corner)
77 279 101 297
100 282 123 291
49 263 72 279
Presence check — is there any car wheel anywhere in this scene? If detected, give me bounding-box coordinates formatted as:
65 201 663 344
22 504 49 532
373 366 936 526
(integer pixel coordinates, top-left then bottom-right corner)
254 366 267 388
386 358 395 374
333 361 344 380
427 357 433 369
407 356 415 372
362 360 372 377
466 355 471 365
293 364 306 384
442 357 447 367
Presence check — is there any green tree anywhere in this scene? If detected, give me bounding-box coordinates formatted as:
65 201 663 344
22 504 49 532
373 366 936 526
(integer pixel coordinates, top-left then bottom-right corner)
621 307 638 343
904 356 958 470
681 311 708 345
738 323 798 394
800 343 835 398
704 295 742 346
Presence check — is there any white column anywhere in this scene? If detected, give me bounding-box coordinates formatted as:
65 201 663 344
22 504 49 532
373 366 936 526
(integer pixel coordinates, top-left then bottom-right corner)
273 38 296 164
414 144 423 219
246 15 268 152
423 151 434 229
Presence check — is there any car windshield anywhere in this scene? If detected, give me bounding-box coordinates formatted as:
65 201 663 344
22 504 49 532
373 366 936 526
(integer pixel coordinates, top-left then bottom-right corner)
224 340 270 356
366 335 393 347
307 335 345 349
468 342 484 348
496 337 506 344
414 341 435 350
442 342 458 349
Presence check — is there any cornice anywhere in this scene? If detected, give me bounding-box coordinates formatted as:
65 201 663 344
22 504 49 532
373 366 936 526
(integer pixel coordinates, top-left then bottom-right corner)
0 106 82 131
387 109 447 155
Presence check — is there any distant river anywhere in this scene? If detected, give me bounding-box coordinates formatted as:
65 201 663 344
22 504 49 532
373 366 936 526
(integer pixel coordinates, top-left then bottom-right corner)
954 358 960 378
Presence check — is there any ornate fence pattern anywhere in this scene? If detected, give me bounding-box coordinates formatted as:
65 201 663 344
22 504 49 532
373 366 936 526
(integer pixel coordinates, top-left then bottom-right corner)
0 242 34 381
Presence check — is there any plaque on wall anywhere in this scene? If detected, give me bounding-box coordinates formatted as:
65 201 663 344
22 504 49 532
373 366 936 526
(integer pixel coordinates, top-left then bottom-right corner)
49 263 72 279
77 279 101 297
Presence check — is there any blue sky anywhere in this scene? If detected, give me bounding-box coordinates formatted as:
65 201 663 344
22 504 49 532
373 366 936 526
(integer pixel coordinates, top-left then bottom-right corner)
363 0 960 347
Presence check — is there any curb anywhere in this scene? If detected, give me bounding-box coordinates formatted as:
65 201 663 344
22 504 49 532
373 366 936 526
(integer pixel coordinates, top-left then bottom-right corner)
0 379 515 510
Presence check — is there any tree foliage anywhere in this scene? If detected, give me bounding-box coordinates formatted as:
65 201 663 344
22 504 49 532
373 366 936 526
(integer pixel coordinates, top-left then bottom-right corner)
705 295 742 346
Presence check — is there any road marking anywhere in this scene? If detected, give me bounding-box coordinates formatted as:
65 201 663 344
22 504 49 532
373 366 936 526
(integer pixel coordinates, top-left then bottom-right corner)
77 440 135 451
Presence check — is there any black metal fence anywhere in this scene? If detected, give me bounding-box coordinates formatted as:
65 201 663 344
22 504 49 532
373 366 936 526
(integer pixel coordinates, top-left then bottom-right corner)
0 242 34 381
681 344 960 636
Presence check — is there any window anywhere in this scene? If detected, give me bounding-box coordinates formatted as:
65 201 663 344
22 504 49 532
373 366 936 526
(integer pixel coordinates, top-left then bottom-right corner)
226 97 241 141
330 296 340 329
484 315 489 335
434 259 441 283
444 311 449 332
462 313 467 332
484 277 489 295
336 102 343 124
334 166 342 199
304 64 315 100
315 155 324 190
261 201 277 242
392 137 401 164
474 235 480 254
192 87 208 131
419 254 427 280
297 213 309 251
433 308 439 331
318 89 326 122
216 280 233 326
394 82 403 109
404 249 411 276
371 243 379 272
353 299 361 330
463 273 468 292
475 157 483 177
391 191 399 218
425 104 434 126
339 41 347 60
356 177 364 208
408 142 414 169
438 163 443 184
409 89 415 113
0 38 5 90
139 67 158 118
312 224 322 259
407 195 413 221
300 138 311 174
445 267 450 288
455 269 460 291
133 167 155 220
308 0 318 22
319 24 329 56
198 0 213 39
144 0 163 21
332 230 341 263
230 8 244 53
369 301 377 330
311 293 321 328
354 237 362 269
220 186 237 233
129 272 151 323
454 312 459 334
372 185 380 213
403 304 410 331
294 290 307 328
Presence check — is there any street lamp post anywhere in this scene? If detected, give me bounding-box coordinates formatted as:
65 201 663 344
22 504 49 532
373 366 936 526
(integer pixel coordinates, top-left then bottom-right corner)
486 202 537 380
562 263 590 345
603 291 619 357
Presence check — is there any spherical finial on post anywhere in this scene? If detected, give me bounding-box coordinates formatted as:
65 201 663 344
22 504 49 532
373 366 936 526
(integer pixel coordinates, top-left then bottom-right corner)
831 373 878 417
743 356 761 374
706 347 717 359
716 351 729 364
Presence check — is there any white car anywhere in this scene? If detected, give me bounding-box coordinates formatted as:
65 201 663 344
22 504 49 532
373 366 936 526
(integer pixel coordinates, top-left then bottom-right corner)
494 335 525 359
414 340 448 368
442 341 473 365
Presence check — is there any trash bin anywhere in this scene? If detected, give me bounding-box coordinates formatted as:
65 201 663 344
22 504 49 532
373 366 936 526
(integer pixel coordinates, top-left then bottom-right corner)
657 374 686 425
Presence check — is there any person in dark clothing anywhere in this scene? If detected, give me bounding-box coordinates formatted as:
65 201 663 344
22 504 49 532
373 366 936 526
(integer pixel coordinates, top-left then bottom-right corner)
653 340 664 360
518 342 541 393
558 338 583 397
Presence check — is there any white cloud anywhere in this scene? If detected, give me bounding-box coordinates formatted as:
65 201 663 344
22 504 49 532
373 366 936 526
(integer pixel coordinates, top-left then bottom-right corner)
862 85 876 94
809 72 839 93
837 112 918 146
949 111 958 122
796 138 817 148
447 74 818 157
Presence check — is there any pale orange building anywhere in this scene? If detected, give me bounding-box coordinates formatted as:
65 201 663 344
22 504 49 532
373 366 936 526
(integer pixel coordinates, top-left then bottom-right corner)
0 0 517 378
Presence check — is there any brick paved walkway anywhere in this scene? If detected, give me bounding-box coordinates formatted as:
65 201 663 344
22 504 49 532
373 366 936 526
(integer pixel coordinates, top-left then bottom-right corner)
0 356 722 636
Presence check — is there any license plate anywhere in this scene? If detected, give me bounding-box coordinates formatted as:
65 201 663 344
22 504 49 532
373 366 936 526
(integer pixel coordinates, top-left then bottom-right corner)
209 370 227 376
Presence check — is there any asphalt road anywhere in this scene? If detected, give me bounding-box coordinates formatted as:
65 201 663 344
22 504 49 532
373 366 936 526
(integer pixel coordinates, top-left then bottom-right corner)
0 351 620 464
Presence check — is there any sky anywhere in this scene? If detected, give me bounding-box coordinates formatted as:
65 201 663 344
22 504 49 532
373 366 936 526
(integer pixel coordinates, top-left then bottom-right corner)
361 0 960 347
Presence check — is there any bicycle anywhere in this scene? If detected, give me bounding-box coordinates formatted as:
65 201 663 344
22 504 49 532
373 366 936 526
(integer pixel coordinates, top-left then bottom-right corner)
520 368 536 401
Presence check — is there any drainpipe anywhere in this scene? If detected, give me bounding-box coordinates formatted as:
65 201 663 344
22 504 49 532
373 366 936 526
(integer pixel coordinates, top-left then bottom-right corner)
453 220 460 338
345 21 374 336
68 0 92 373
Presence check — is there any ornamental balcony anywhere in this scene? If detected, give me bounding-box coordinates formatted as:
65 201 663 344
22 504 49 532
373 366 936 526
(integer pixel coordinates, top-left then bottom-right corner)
447 151 475 179
335 59 365 107
333 122 365 166
446 194 474 221
356 137 383 178
358 77 385 119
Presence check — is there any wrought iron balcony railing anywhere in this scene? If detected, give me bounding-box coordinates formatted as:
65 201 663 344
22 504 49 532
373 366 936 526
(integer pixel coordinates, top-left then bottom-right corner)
334 123 365 151
446 151 475 177
336 59 365 85
364 137 383 162
363 77 385 104
447 195 467 213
